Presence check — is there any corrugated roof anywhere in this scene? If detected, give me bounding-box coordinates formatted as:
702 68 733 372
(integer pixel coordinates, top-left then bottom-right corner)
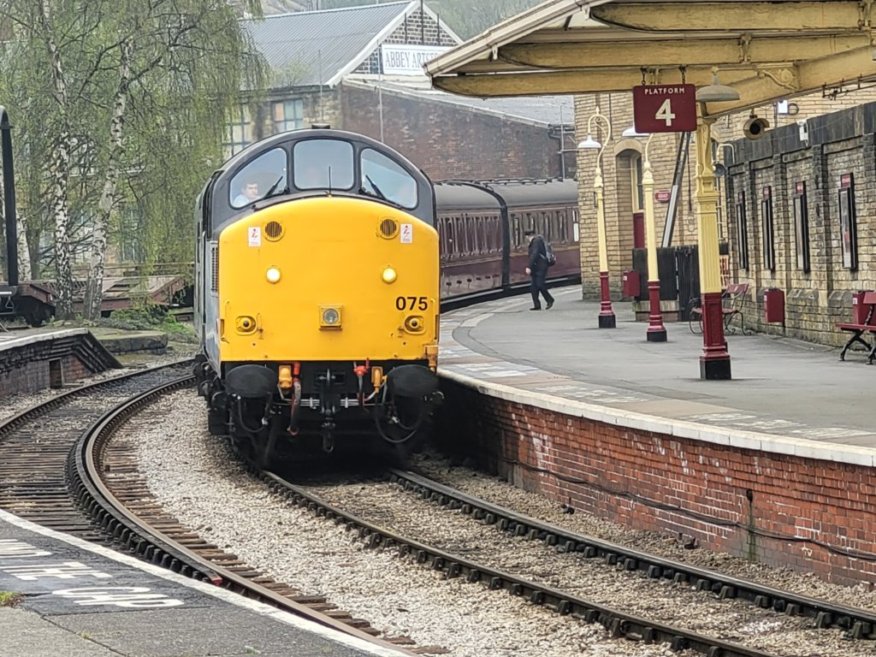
243 2 411 87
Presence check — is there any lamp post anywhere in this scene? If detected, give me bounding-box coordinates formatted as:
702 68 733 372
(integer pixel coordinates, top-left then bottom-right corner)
578 108 616 328
693 72 738 379
623 127 667 341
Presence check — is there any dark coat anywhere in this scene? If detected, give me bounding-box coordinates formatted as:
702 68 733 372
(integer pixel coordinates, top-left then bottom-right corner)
528 235 548 272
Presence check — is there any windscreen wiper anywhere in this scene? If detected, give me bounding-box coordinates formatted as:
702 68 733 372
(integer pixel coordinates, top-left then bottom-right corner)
363 175 387 200
262 175 287 200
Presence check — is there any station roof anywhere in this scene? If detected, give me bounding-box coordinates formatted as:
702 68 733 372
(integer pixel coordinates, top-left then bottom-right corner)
424 0 876 117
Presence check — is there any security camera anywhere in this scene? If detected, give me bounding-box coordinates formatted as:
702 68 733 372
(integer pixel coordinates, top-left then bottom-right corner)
797 119 809 143
743 114 770 140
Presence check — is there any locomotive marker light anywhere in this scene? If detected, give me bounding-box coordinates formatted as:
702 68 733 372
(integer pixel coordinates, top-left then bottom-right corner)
266 267 281 283
577 107 616 328
622 126 667 342
382 266 398 283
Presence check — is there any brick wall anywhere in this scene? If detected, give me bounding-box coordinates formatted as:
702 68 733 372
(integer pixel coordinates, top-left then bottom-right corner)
0 346 92 396
575 93 694 298
341 83 564 181
726 103 876 346
352 7 457 76
251 88 343 139
436 377 876 586
574 87 876 303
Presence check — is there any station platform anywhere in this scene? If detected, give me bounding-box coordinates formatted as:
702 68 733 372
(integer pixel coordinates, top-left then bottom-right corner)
0 509 407 657
440 287 876 459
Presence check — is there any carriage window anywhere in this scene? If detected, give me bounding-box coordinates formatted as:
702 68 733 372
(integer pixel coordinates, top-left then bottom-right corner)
229 148 287 209
293 139 354 190
459 216 467 255
490 216 501 252
361 148 418 208
511 214 523 248
439 217 450 258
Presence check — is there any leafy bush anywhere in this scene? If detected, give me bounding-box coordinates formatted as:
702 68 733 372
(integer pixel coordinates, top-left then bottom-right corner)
100 305 198 343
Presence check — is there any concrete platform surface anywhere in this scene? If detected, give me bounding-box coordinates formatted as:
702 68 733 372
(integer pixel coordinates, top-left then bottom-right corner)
0 510 408 657
440 287 876 459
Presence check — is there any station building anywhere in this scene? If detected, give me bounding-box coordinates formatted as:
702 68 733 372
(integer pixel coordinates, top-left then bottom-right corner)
233 1 576 181
573 88 876 346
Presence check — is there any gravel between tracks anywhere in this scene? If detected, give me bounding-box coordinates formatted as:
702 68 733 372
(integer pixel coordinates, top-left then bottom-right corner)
410 452 876 612
306 478 873 656
135 390 690 657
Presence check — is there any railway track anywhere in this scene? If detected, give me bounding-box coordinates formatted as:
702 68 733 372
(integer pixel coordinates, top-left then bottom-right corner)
0 366 427 655
261 467 876 657
0 363 193 536
70 374 430 655
389 469 876 641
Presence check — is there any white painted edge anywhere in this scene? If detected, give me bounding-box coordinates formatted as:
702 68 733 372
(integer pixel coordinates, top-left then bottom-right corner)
0 509 409 657
0 328 90 351
438 369 876 468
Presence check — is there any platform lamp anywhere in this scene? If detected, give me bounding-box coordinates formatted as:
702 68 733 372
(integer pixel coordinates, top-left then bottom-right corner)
622 126 666 342
577 107 616 328
694 70 740 379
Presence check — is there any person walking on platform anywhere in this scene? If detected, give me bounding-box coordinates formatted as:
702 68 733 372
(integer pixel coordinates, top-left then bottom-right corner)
525 228 554 310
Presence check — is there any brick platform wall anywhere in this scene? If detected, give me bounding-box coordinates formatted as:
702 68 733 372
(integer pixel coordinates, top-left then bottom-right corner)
436 377 876 586
0 358 50 396
0 342 103 397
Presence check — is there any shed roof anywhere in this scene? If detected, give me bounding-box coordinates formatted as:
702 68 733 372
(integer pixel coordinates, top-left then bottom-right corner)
424 0 876 118
243 2 411 87
244 0 461 88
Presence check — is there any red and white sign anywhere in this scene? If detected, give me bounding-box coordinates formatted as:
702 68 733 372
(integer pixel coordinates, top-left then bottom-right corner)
655 190 671 203
632 84 697 133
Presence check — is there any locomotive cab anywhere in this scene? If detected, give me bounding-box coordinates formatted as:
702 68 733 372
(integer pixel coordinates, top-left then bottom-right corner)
194 128 440 465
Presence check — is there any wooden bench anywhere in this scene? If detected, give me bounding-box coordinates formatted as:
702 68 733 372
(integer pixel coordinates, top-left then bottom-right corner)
837 291 876 363
688 283 750 336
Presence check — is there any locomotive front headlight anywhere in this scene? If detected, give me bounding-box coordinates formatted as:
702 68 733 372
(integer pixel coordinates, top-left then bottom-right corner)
382 266 397 284
266 267 281 284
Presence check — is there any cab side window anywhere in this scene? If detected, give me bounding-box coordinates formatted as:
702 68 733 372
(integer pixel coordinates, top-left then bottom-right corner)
360 148 418 209
293 139 354 190
229 148 287 209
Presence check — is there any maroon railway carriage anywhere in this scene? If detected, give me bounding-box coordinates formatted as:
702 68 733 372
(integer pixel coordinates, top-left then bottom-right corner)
434 178 580 298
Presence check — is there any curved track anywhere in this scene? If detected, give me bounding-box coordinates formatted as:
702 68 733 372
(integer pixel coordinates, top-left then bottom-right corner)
0 364 423 655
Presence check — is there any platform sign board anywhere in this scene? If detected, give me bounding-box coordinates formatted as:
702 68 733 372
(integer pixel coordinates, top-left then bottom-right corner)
632 85 697 133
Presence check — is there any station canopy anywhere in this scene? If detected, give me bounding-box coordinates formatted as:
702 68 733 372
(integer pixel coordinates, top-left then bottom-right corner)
424 0 876 117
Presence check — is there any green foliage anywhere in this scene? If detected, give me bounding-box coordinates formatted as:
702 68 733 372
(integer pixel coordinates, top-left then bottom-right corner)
100 305 197 342
0 591 21 607
0 0 268 277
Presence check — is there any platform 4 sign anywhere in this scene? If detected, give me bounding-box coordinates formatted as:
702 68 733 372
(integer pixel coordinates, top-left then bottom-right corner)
632 85 697 133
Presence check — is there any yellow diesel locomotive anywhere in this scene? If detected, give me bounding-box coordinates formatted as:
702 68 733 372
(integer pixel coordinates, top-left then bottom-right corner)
194 128 440 465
